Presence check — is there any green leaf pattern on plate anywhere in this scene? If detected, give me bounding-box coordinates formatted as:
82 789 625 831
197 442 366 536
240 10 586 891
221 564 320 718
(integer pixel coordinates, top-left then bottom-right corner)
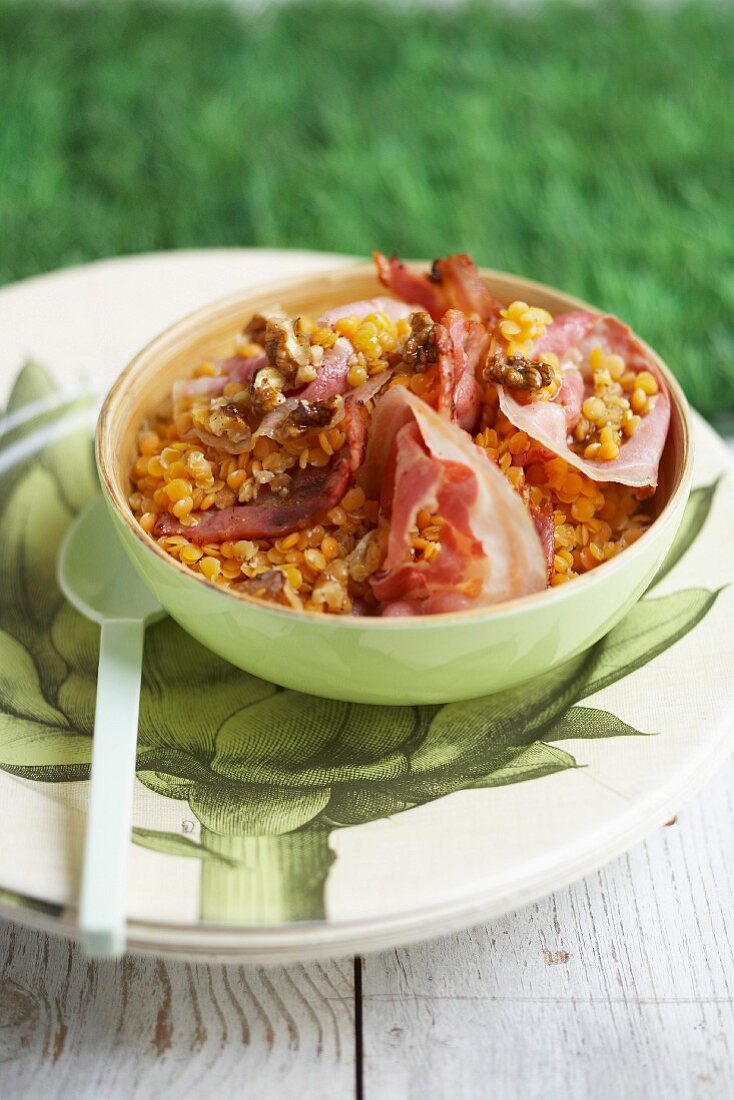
0 364 724 924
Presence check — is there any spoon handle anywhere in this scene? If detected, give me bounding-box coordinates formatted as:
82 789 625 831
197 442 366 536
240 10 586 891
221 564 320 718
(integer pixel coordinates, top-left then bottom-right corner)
80 618 145 958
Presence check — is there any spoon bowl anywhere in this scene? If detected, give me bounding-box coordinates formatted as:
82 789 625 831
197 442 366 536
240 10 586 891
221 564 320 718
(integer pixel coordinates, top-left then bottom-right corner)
59 497 163 624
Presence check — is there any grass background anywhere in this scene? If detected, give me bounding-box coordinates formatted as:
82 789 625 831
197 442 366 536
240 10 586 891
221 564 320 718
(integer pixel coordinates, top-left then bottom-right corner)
1 0 732 417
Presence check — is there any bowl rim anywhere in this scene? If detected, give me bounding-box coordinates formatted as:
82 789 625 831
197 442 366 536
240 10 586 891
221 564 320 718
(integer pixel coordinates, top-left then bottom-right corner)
96 258 695 629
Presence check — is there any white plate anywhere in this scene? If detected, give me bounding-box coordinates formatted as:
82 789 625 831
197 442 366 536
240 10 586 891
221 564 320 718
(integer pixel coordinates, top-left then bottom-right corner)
0 249 732 963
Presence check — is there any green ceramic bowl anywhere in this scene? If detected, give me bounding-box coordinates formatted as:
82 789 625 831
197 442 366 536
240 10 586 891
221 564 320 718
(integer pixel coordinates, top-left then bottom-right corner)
97 263 693 704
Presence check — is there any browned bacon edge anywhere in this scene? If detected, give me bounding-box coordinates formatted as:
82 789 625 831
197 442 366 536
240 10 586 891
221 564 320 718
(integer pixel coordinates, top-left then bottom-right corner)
529 500 555 583
154 398 369 545
374 251 500 324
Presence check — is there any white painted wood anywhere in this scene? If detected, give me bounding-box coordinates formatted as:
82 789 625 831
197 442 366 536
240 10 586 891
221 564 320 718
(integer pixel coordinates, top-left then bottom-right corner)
362 756 734 1100
0 924 355 1100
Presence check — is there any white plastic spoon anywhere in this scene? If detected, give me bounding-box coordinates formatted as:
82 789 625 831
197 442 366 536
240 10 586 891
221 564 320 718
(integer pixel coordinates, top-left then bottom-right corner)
58 497 164 957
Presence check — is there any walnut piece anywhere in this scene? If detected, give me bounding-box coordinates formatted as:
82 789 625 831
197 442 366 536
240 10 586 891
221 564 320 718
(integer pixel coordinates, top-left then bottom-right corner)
263 312 312 381
244 312 269 345
193 400 252 446
251 365 287 414
402 311 438 372
483 350 554 390
240 568 285 603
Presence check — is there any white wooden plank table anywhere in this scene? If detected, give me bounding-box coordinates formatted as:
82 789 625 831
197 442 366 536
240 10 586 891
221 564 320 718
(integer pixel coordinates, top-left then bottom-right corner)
1 753 732 1099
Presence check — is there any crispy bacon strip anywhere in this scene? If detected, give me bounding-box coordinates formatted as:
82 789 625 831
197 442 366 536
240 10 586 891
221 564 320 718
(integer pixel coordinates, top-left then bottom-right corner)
155 398 369 545
362 388 546 615
498 313 671 491
374 252 500 323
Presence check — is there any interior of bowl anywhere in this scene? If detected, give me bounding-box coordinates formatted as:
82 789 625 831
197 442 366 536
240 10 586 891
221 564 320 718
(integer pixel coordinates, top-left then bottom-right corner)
98 261 693 615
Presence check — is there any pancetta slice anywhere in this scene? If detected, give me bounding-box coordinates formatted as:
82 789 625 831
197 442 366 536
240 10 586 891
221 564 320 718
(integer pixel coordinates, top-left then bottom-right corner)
297 336 354 403
256 291 417 440
218 354 267 384
436 309 490 433
362 388 546 615
373 252 501 323
319 296 415 327
173 355 268 454
254 338 394 443
175 299 412 454
492 311 587 442
529 500 555 583
498 313 670 491
155 398 369 545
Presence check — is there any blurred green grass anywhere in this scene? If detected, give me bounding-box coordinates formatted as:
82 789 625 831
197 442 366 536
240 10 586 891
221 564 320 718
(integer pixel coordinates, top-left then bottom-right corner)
1 0 732 416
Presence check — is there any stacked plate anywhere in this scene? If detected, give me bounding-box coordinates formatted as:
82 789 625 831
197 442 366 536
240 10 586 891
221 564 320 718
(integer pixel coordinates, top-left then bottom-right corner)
1 251 732 962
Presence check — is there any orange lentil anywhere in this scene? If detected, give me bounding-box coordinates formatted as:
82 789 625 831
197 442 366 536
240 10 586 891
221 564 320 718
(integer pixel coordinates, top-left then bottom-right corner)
139 431 160 456
199 557 221 581
283 565 303 589
180 544 203 564
304 548 327 572
571 496 596 523
321 536 340 561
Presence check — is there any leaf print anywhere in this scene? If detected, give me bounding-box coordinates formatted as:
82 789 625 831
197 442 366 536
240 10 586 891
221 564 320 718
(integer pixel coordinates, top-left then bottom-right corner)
0 887 62 917
0 366 93 524
133 767 198 802
39 426 97 517
189 783 332 837
648 478 722 590
51 603 99 736
0 628 68 727
575 588 722 702
0 469 75 712
321 788 415 827
386 746 550 803
0 466 71 635
467 742 578 788
0 712 92 774
211 692 414 788
3 362 57 420
138 618 279 762
1 362 60 458
134 747 218 799
405 655 589 778
543 706 649 741
132 827 238 866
